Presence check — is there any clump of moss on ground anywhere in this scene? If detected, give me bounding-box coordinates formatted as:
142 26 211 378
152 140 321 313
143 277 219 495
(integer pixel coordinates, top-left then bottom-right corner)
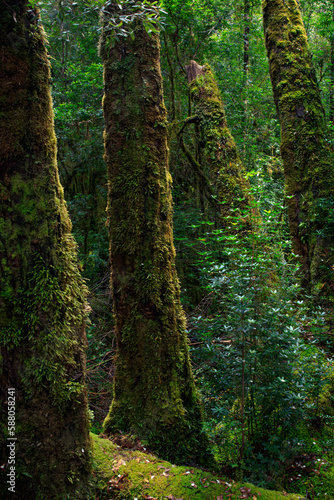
91 433 302 500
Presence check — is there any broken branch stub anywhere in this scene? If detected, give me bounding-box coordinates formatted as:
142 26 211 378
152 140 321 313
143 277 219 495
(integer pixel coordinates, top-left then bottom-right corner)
185 60 204 83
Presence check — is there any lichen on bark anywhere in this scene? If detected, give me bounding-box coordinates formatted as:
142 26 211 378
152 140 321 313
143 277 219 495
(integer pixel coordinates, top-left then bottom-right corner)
100 4 212 466
263 0 334 295
0 2 91 498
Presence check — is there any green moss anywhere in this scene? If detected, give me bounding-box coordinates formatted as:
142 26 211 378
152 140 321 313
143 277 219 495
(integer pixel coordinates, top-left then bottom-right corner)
263 0 334 295
322 464 334 498
100 6 212 467
0 3 91 498
189 64 259 230
92 433 302 500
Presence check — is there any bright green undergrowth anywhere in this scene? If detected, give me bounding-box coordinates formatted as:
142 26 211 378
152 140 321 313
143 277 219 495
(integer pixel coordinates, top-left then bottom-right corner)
175 169 334 495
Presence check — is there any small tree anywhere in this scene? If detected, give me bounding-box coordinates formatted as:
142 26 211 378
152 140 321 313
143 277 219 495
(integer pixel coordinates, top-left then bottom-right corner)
100 2 212 465
0 2 91 498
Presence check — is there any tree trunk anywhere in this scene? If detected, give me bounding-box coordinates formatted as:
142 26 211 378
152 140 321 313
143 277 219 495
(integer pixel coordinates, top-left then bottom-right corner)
0 3 91 498
243 0 250 76
100 5 211 466
263 0 334 294
186 61 257 230
330 6 334 123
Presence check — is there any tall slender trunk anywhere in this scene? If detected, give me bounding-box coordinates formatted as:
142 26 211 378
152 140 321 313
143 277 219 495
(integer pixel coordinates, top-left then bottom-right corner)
243 0 251 165
263 0 334 295
329 7 334 123
0 2 91 498
100 5 212 466
163 33 176 121
243 0 250 76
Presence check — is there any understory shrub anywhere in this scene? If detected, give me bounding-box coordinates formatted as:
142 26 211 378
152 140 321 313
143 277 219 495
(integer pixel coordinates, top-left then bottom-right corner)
187 174 333 488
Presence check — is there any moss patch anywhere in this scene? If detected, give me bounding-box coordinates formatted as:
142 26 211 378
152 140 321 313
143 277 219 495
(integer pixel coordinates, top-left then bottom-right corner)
92 433 302 500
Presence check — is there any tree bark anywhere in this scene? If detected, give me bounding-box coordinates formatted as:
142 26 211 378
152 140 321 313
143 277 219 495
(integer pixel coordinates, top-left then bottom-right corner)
263 0 334 294
187 63 258 230
243 0 250 76
100 4 212 466
329 6 334 123
0 2 91 498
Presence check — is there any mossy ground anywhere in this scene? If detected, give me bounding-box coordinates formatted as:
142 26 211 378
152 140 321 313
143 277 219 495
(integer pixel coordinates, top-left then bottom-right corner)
91 433 303 500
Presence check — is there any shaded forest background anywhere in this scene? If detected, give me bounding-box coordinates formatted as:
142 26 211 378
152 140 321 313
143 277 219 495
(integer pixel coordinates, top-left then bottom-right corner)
36 0 334 494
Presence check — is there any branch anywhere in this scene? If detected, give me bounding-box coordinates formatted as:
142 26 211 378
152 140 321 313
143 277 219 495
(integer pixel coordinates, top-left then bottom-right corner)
177 122 218 208
177 115 199 135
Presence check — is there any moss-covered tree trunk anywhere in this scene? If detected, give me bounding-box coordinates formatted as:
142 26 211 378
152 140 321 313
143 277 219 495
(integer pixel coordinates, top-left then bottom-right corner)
100 6 211 466
185 61 257 229
244 0 250 76
0 2 91 498
263 0 334 293
330 6 334 123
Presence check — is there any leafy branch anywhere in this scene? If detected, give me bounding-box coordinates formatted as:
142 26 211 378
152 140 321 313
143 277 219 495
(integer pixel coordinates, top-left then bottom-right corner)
102 0 166 46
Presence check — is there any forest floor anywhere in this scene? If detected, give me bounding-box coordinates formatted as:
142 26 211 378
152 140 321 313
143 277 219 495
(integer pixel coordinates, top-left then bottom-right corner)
91 433 308 500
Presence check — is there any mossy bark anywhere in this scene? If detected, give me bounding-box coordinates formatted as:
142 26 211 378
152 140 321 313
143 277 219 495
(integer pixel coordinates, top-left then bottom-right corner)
244 0 250 76
263 0 334 293
330 7 334 123
100 5 211 466
0 2 91 498
187 62 257 229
